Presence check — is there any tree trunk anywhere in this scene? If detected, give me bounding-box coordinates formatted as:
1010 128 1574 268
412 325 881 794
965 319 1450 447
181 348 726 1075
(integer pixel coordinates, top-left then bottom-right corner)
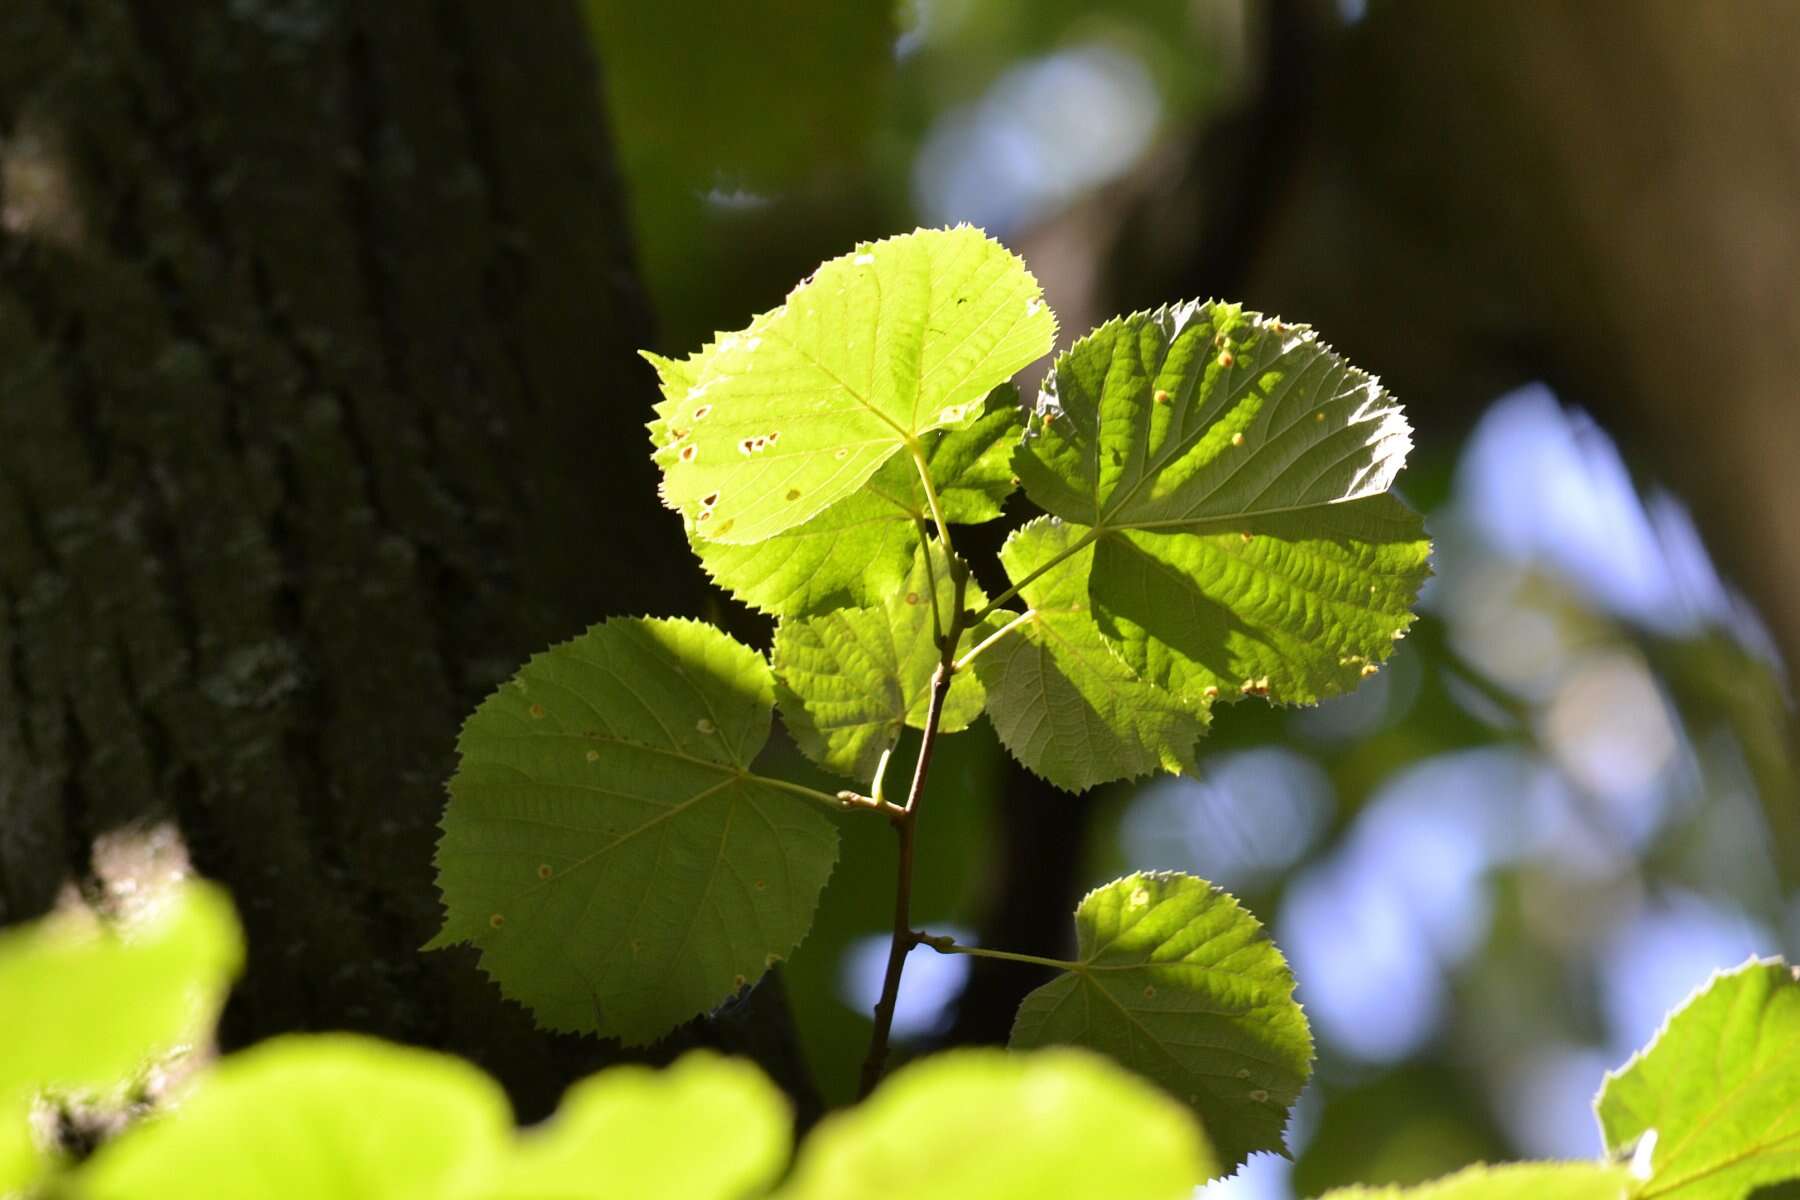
0 0 811 1121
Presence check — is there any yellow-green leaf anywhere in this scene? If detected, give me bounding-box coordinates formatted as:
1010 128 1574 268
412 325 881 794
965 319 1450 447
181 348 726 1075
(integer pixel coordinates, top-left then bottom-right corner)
777 1048 1218 1200
649 226 1054 544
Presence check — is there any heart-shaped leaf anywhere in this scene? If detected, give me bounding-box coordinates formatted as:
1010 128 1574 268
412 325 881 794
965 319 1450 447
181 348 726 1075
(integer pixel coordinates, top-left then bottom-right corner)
427 618 838 1044
1010 872 1312 1172
650 226 1054 544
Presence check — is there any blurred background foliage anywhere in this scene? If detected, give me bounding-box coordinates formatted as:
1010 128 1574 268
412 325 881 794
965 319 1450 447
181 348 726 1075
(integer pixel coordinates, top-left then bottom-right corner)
584 1 1797 1194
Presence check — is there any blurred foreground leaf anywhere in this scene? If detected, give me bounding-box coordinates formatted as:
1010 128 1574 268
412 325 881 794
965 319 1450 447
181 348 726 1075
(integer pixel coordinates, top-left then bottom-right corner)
0 881 240 1192
777 1048 1218 1199
1317 1162 1631 1198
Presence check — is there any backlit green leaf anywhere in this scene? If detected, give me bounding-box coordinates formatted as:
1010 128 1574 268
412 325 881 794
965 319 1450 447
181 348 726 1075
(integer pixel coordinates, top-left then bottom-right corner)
427 618 838 1044
973 518 1207 791
0 879 241 1191
1013 303 1430 705
776 1048 1218 1200
649 226 1054 544
1596 957 1800 1199
775 543 988 780
693 387 1023 617
487 1051 789 1200
79 1042 788 1200
0 880 240 1093
1317 1162 1632 1199
1010 871 1312 1172
77 1035 513 1200
0 1112 32 1197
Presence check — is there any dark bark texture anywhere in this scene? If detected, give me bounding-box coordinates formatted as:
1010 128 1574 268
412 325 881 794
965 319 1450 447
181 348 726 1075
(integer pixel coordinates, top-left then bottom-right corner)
0 0 794 1119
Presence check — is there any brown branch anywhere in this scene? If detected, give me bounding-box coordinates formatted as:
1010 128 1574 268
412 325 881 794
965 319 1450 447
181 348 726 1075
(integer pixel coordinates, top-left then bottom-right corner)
857 543 970 1099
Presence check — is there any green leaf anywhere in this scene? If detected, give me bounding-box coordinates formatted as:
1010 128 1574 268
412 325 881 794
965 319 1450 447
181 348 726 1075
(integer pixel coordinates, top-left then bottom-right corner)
649 226 1055 544
0 881 239 1193
973 518 1207 791
1596 957 1800 1199
76 1035 513 1200
487 1051 790 1200
692 386 1024 617
0 1111 32 1197
776 1048 1218 1199
1009 871 1312 1172
1316 1162 1633 1199
1013 302 1430 705
0 880 241 1094
427 617 839 1044
775 542 988 780
79 1042 789 1200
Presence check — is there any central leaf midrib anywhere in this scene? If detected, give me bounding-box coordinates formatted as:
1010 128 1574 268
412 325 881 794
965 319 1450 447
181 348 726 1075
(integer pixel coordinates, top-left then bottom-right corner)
480 773 740 906
482 728 747 777
761 323 915 445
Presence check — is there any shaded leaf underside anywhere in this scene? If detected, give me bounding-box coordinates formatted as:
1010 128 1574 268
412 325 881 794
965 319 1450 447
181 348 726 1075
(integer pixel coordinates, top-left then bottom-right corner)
1010 872 1313 1173
429 618 837 1044
975 519 1206 791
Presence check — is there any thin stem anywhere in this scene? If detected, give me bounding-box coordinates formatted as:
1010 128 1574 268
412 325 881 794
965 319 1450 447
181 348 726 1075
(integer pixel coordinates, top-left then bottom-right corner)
924 939 1078 972
751 773 900 817
967 524 1103 627
952 609 1035 672
915 516 944 646
908 440 955 554
857 551 970 1100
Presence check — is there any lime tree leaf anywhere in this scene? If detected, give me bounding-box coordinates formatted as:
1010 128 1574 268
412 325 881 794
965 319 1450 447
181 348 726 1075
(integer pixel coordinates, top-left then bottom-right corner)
487 1051 789 1200
972 518 1207 791
427 618 838 1044
1317 1162 1632 1199
76 1035 513 1200
1596 957 1800 1199
1092 494 1431 705
1013 302 1430 705
776 1048 1218 1200
0 1113 32 1197
775 543 988 780
1010 871 1312 1172
693 386 1024 617
0 881 240 1193
0 880 240 1094
648 225 1054 544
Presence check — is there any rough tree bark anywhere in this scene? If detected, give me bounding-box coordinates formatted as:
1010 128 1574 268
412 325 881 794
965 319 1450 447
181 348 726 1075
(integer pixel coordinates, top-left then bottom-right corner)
0 0 813 1121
